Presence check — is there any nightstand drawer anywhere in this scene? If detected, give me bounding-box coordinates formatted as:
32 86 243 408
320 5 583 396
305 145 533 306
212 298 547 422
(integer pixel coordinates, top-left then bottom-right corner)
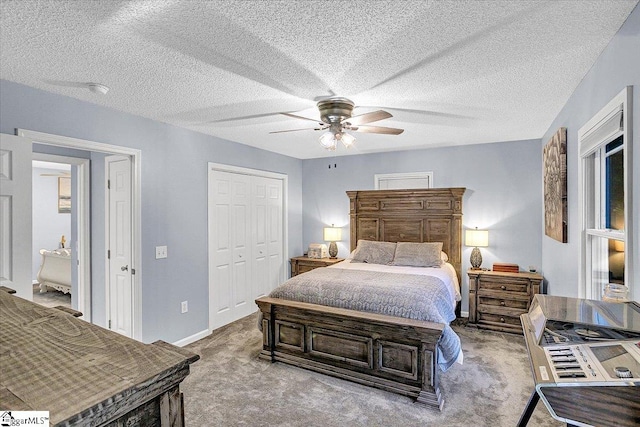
477 303 527 317
478 296 529 310
297 263 318 274
477 277 530 295
477 312 522 328
290 256 344 277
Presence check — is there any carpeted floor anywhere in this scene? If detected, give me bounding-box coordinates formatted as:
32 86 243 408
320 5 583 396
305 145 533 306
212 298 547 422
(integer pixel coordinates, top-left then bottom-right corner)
183 314 563 427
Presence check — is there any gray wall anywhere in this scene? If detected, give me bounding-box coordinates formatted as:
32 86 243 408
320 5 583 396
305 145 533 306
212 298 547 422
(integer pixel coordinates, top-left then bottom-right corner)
539 4 640 302
1 79 304 343
301 139 543 314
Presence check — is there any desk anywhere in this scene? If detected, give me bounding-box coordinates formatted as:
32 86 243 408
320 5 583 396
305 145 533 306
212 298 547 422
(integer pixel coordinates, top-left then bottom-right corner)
0 288 199 426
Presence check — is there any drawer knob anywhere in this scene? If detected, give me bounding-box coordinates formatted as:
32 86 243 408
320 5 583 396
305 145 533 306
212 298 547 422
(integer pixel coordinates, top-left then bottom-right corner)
500 317 505 323
501 285 506 290
500 301 505 306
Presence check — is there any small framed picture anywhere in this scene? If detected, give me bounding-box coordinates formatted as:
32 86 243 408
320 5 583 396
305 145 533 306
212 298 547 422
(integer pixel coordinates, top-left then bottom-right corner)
58 176 71 213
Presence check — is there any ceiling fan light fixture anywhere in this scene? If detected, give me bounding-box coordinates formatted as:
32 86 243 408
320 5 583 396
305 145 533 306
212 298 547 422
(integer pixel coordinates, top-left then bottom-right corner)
318 132 337 150
340 132 355 148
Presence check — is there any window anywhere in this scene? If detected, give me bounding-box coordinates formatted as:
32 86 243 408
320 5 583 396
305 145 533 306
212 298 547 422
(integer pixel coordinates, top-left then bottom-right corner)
374 172 433 190
578 87 632 300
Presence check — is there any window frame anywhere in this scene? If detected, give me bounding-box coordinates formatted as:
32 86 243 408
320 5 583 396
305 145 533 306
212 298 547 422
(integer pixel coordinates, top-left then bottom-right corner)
578 86 633 300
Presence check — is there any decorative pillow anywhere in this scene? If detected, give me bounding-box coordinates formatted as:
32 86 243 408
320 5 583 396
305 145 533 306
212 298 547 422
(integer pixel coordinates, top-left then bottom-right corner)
391 242 443 267
351 240 397 265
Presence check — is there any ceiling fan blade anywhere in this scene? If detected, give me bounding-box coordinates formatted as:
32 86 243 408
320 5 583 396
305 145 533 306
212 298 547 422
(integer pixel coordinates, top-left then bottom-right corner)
343 110 392 126
269 126 325 134
280 112 323 124
351 125 404 135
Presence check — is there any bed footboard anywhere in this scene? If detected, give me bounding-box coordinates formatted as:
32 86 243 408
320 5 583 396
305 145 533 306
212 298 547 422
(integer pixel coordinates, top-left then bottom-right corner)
256 297 445 410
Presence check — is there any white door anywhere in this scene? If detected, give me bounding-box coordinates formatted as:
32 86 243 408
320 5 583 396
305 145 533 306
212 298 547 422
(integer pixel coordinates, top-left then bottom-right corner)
209 171 253 329
106 155 133 337
231 174 252 319
266 178 283 296
209 168 285 330
252 177 269 300
0 134 32 299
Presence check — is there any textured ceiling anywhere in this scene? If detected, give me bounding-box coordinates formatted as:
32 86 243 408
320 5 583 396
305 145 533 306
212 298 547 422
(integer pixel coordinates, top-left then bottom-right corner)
1 0 637 159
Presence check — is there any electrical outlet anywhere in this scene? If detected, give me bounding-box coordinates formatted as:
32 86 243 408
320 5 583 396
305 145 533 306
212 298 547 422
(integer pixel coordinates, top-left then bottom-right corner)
155 245 167 259
181 301 188 313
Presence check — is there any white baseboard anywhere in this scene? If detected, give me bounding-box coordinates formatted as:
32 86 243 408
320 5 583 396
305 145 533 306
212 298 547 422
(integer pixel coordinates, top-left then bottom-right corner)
461 311 469 318
172 329 210 347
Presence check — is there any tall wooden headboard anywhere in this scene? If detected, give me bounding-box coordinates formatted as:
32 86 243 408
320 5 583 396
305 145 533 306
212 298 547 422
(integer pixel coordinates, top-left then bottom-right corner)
347 188 466 281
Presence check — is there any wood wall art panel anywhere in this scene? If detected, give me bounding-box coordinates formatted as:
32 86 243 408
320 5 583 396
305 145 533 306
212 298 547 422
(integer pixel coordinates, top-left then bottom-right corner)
543 127 568 243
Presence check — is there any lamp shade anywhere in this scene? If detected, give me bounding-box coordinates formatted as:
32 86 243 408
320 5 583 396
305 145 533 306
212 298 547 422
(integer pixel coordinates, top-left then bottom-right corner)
465 229 488 247
323 226 342 242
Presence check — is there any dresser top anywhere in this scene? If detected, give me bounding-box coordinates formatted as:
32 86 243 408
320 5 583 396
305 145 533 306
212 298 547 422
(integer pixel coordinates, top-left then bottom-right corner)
467 268 543 281
0 290 199 425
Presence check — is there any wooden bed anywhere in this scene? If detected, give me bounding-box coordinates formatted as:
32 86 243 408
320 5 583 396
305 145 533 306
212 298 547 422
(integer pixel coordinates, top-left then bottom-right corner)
255 188 465 410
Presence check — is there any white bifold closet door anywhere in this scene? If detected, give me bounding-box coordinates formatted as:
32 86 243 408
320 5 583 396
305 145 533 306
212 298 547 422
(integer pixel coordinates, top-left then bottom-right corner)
209 169 284 331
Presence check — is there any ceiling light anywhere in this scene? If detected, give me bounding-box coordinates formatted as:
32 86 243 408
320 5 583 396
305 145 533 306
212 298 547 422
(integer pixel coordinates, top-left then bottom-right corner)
87 83 109 95
318 132 337 150
319 129 355 151
340 132 355 148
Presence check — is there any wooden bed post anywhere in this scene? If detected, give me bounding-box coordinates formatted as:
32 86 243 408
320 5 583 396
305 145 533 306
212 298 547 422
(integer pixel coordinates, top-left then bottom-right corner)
256 299 276 362
417 344 443 410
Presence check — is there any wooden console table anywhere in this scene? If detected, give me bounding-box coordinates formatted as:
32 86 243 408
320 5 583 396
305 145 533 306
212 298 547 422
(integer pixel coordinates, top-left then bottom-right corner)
0 288 199 426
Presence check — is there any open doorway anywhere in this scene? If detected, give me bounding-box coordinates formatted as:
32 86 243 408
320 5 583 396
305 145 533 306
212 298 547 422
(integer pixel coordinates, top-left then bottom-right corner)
31 153 91 318
31 159 72 309
19 128 142 340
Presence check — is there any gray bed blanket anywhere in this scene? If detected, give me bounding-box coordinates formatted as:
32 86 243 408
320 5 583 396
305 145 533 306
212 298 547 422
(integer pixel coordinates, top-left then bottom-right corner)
268 267 461 371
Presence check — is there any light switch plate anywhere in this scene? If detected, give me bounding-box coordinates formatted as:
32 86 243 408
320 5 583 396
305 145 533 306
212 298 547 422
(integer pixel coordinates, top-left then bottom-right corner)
155 245 167 259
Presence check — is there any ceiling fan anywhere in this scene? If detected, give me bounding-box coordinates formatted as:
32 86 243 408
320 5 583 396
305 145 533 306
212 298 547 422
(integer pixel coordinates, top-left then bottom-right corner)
270 97 404 150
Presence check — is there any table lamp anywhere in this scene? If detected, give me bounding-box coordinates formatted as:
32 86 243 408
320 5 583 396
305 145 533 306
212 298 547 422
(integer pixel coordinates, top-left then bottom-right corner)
323 225 342 259
465 227 489 269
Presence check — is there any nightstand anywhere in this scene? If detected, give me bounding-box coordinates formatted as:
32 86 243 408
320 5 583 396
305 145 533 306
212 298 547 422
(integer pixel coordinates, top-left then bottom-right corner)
290 256 344 277
468 269 544 334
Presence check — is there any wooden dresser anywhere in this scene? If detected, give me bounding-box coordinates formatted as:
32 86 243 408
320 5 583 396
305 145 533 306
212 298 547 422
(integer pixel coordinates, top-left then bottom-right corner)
290 256 344 277
468 269 544 334
0 288 199 426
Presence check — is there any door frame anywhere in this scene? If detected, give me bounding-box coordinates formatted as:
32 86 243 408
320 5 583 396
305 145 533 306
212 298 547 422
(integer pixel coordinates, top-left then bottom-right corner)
32 152 91 319
207 162 288 332
17 129 143 341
